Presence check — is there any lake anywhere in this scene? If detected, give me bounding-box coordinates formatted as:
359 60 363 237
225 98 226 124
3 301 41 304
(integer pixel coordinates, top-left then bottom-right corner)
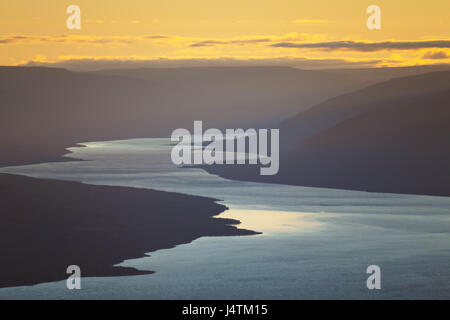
1 138 449 299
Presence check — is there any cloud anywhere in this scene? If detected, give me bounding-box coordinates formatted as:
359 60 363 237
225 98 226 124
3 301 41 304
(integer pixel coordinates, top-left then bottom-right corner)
0 35 34 44
190 38 272 47
144 35 169 39
189 33 322 47
422 51 450 59
270 40 450 52
19 55 384 71
0 33 325 50
0 34 171 45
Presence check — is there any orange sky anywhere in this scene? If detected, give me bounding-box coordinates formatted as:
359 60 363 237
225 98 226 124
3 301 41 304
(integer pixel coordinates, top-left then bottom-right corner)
1 0 449 68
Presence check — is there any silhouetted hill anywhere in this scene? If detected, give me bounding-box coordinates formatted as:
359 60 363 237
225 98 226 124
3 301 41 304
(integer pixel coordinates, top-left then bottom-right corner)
90 66 370 125
0 173 257 288
327 64 450 83
205 72 450 196
0 67 157 166
3 66 449 196
280 89 450 196
0 66 371 166
281 71 450 148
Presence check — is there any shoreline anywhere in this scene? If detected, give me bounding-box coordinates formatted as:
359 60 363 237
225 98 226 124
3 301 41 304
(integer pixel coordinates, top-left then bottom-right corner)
0 173 259 289
200 164 450 198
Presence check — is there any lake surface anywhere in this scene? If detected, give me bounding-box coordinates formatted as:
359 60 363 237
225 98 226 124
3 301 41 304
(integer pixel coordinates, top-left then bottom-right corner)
1 138 450 299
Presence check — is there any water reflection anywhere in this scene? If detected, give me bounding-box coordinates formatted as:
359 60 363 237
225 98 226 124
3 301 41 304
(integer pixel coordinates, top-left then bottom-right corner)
222 209 324 234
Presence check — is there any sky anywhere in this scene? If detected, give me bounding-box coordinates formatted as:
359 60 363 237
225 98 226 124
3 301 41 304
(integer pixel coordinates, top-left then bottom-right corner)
1 0 449 69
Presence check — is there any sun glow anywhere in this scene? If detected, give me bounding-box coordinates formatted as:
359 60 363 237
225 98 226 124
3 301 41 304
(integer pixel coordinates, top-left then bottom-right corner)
0 0 449 68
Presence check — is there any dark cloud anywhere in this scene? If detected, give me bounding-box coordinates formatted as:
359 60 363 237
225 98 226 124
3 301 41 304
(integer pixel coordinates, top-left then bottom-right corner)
0 35 34 44
190 38 272 47
190 40 225 47
422 51 449 59
145 35 170 39
270 40 450 52
0 34 169 45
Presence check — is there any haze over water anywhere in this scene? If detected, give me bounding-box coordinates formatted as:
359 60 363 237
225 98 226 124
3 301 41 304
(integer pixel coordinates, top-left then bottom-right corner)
1 138 450 299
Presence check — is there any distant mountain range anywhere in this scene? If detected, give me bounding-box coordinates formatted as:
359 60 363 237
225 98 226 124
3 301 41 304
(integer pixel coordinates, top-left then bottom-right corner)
1 65 449 196
281 70 450 146
205 71 450 196
0 66 373 166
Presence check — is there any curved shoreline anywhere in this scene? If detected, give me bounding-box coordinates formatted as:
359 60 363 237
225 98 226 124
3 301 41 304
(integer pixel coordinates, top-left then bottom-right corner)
0 173 258 289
